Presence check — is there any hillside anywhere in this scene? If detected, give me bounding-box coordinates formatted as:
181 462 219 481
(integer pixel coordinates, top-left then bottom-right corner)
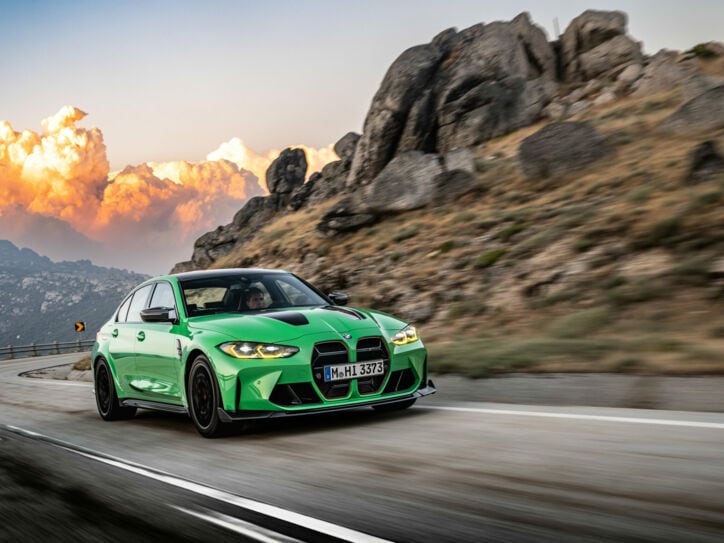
173 11 724 377
0 241 148 346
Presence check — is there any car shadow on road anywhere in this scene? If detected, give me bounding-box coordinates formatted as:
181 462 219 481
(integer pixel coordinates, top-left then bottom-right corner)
125 406 429 439
237 406 430 440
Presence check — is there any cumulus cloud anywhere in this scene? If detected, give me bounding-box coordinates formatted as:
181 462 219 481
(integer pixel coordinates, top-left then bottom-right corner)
206 137 339 188
0 106 337 273
0 106 107 227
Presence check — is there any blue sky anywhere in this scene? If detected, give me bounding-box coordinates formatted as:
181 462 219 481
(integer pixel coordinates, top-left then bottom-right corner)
2 0 722 169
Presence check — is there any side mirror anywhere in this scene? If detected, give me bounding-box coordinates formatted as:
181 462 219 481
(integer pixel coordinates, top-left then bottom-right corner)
140 307 176 323
328 292 349 306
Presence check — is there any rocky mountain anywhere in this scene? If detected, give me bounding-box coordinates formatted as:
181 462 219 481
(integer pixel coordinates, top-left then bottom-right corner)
0 240 148 346
172 11 724 376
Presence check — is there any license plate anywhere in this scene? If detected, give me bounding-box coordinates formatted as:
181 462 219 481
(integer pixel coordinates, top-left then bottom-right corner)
324 360 385 382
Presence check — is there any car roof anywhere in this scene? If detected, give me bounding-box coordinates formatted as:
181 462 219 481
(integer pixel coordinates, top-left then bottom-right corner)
168 268 290 282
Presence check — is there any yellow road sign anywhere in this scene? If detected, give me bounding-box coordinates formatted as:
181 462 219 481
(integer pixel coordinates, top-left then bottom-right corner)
75 322 86 332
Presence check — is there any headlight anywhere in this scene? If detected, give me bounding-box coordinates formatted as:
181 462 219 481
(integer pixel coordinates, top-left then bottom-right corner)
391 325 419 346
219 342 299 359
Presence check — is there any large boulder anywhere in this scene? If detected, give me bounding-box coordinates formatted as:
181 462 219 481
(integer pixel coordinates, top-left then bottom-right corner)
630 50 717 99
684 141 724 184
363 151 445 213
433 15 557 153
333 132 360 162
518 121 611 179
577 35 642 80
316 198 377 236
317 150 481 235
347 43 448 186
348 12 557 186
561 10 641 82
661 85 724 133
266 148 307 194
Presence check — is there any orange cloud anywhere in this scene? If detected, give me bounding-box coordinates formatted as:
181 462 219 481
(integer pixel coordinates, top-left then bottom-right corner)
0 106 337 272
206 137 339 186
0 106 107 227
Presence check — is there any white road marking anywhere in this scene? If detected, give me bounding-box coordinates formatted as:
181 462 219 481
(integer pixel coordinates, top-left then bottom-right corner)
427 405 724 429
3 425 393 543
172 505 302 543
17 378 91 387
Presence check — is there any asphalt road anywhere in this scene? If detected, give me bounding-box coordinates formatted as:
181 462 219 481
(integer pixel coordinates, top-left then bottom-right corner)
1 354 724 542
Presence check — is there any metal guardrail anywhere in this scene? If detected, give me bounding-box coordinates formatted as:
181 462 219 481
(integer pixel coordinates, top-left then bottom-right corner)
0 339 95 360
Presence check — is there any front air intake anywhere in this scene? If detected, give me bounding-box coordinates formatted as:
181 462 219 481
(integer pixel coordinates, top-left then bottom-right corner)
311 341 350 399
356 337 390 395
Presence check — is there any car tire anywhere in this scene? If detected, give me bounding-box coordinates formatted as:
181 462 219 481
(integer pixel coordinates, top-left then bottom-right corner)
372 398 416 412
94 358 136 421
188 355 227 438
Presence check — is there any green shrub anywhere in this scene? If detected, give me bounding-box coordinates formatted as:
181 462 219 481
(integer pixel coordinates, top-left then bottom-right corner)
447 301 487 319
615 358 644 373
438 239 463 253
694 190 723 208
636 218 681 248
669 256 712 286
547 306 612 339
392 226 419 242
606 280 668 306
573 236 597 253
473 249 507 268
427 337 612 378
627 186 652 205
687 43 718 59
498 224 526 242
452 211 477 224
510 227 564 257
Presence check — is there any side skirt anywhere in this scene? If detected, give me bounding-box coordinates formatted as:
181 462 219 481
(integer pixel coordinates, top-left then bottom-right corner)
120 398 188 415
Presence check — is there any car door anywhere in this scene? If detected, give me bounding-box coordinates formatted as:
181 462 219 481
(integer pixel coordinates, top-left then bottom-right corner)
132 281 184 402
107 284 152 395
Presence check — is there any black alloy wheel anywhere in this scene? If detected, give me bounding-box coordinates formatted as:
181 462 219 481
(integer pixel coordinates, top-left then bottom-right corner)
94 358 136 421
188 355 226 438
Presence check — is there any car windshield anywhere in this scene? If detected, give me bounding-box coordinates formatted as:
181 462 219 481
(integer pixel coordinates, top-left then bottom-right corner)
179 272 329 317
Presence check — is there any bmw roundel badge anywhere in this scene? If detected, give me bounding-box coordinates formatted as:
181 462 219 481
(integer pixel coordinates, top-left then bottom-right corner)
342 333 352 340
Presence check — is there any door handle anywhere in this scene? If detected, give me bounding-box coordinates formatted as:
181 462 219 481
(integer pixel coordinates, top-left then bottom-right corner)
137 331 146 342
112 329 119 338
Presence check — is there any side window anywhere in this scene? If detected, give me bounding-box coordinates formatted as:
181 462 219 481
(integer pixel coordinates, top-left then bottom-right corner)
126 284 154 323
148 281 177 320
149 282 176 309
116 295 132 323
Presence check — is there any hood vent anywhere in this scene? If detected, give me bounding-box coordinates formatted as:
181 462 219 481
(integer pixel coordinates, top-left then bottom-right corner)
320 306 365 320
262 312 309 326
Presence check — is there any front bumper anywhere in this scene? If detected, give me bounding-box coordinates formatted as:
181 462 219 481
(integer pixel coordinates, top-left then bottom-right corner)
217 380 437 422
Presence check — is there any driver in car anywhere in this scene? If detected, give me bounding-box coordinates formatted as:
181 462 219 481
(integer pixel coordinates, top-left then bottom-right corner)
243 287 266 310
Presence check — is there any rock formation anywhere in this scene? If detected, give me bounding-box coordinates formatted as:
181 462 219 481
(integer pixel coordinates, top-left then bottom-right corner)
172 10 724 274
517 122 611 180
347 12 557 187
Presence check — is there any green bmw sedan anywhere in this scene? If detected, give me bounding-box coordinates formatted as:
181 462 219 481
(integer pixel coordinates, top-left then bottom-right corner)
92 269 436 437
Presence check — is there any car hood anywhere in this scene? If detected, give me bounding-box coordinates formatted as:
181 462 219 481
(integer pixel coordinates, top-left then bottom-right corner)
188 305 400 342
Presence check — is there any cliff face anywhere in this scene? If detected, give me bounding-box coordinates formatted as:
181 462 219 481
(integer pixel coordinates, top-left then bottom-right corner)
174 10 722 274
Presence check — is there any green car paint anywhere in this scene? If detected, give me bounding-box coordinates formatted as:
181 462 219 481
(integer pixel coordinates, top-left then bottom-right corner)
92 269 436 437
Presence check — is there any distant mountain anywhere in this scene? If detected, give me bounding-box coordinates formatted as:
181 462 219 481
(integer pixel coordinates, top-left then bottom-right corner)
0 240 149 346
